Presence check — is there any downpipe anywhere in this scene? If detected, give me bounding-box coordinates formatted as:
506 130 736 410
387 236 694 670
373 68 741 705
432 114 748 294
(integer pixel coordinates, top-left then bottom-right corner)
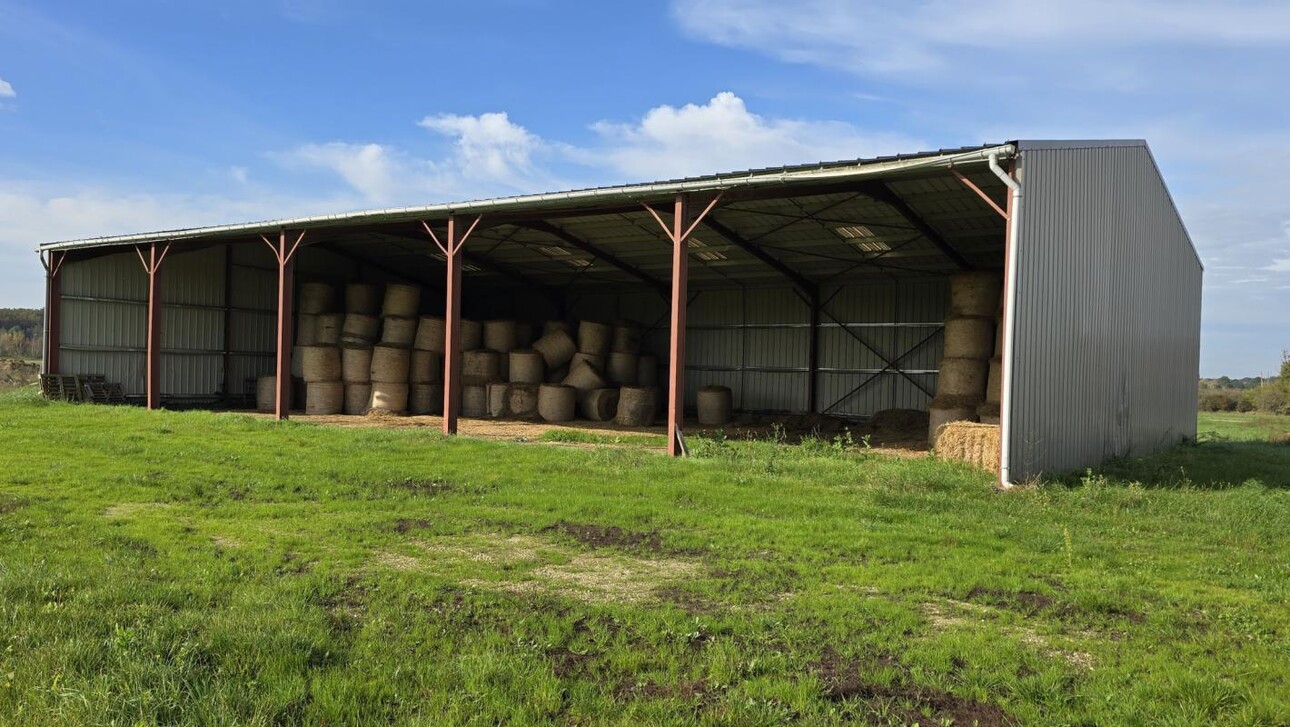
987 152 1022 488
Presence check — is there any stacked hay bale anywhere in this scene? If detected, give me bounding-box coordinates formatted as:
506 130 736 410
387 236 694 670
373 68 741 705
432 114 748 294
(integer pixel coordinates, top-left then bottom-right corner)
409 314 445 416
294 282 341 414
341 283 381 415
977 297 1006 425
368 283 420 414
933 421 1002 473
929 272 1002 444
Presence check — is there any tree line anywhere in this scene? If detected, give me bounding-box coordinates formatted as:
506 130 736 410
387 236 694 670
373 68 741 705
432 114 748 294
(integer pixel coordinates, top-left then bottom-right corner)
1198 351 1289 415
0 308 43 360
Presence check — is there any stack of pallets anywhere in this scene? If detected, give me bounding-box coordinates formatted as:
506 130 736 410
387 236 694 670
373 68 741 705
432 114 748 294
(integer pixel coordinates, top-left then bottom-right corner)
82 380 125 404
40 374 81 401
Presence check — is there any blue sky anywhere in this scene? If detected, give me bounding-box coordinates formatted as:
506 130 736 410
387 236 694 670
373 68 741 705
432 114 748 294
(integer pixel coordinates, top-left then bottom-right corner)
1 0 1287 376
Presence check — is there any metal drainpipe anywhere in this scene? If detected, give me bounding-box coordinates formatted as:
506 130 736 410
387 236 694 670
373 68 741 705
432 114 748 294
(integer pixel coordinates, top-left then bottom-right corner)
987 152 1022 487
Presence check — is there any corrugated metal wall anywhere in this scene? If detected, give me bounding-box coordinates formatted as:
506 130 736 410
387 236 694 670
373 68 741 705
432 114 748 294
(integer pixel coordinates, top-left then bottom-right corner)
1009 143 1202 478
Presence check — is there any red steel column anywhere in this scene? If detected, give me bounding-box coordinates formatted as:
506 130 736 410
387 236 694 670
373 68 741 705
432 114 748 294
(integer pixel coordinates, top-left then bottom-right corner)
41 251 66 375
275 233 296 420
667 194 690 456
145 243 163 410
443 216 462 435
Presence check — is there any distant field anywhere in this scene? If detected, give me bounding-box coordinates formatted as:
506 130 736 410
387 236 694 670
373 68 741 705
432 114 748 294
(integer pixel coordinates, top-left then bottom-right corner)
0 391 1287 725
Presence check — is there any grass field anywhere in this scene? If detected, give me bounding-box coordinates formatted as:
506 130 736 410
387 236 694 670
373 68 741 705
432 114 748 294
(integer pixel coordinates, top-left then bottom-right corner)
1 392 1287 726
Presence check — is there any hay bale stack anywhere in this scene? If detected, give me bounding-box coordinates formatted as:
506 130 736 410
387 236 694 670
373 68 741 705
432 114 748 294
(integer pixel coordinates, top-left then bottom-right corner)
928 397 980 444
369 381 408 414
538 384 576 422
409 383 442 415
611 320 642 354
509 350 545 384
994 315 1004 356
341 345 373 383
315 314 343 345
578 321 612 357
507 383 539 419
414 316 445 352
462 350 502 385
948 271 1002 317
986 357 1003 404
344 383 371 415
461 384 489 417
345 283 381 315
483 320 519 354
487 383 511 418
615 386 656 427
934 421 1001 473
696 385 732 426
305 381 344 415
341 314 380 346
381 283 421 318
637 354 659 387
299 282 335 315
410 350 442 384
580 388 619 422
381 316 417 348
290 347 303 378
935 358 989 399
532 329 576 369
300 345 342 382
569 352 605 373
370 344 411 383
943 316 995 360
255 375 280 412
460 320 483 351
562 359 608 392
546 363 570 384
606 351 637 385
296 314 319 346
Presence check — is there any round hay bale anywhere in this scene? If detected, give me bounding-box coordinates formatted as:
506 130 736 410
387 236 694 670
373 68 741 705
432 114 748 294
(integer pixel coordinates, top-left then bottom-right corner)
299 282 335 315
508 350 545 384
409 383 443 415
345 283 381 315
580 387 619 422
300 345 341 382
546 363 570 384
933 420 1001 472
295 314 319 346
949 271 1002 317
986 356 1002 404
515 321 534 347
569 351 605 373
532 328 576 369
606 351 638 385
615 386 656 427
369 381 408 414
410 349 442 384
562 358 608 392
507 383 539 419
341 314 380 345
414 316 445 352
305 381 344 415
341 345 373 383
462 350 502 385
927 396 979 445
943 316 995 360
538 384 576 422
370 344 411 383
256 375 280 412
977 401 1001 426
483 320 519 353
935 357 988 400
611 320 643 354
577 320 612 356
343 383 371 415
381 283 421 318
461 384 488 417
637 354 659 387
381 316 417 347
460 320 483 351
543 320 573 336
315 313 343 345
696 385 733 425
487 383 512 418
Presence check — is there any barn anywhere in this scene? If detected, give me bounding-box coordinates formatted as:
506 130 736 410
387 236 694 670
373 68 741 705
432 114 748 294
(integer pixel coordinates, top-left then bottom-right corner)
34 139 1201 484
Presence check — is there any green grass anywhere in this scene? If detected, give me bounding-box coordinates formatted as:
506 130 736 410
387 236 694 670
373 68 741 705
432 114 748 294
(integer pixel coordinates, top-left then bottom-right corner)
1 390 1287 726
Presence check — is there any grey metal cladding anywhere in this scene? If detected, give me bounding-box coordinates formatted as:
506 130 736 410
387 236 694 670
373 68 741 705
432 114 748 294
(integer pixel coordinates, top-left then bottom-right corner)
1009 143 1202 479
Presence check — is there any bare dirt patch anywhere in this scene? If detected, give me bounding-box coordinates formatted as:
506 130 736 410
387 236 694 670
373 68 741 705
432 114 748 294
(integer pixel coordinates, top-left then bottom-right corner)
0 359 39 389
394 518 432 533
921 598 1098 670
211 535 241 549
547 521 665 553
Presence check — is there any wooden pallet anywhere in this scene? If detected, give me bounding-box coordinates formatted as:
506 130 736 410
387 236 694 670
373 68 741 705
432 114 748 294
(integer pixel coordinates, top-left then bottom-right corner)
40 374 80 401
82 381 126 405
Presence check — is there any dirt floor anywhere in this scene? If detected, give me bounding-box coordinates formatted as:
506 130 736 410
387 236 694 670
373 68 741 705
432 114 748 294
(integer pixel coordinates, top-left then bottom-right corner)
0 359 40 389
238 408 932 457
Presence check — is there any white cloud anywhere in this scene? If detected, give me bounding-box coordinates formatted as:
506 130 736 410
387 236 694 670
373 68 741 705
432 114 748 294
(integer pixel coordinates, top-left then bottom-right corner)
1266 258 1290 273
672 0 1290 77
580 92 920 179
278 142 403 203
0 77 14 98
418 111 542 185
